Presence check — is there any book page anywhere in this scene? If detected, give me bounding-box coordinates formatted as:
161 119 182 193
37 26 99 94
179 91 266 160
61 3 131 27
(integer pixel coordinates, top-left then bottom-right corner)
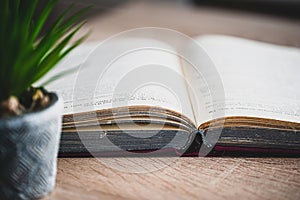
185 35 300 125
36 38 195 124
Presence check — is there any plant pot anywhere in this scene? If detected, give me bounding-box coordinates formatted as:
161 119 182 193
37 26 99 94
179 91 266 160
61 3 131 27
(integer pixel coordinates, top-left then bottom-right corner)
0 92 63 200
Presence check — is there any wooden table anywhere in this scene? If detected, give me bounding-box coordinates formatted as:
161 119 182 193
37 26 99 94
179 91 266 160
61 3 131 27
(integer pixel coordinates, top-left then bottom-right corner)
45 158 300 200
44 1 300 199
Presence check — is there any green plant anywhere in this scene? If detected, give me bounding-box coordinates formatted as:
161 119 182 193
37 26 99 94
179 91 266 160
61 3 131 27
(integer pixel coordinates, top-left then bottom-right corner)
0 0 89 111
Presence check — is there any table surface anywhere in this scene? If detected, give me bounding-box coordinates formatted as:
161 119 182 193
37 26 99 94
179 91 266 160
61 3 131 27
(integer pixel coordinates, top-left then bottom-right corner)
44 1 300 199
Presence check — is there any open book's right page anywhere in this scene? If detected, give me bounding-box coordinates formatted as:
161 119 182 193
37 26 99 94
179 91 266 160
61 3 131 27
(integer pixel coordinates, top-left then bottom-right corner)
191 35 300 125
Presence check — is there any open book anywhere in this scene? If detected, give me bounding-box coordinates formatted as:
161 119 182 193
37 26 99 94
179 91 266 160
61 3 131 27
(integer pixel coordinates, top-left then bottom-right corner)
39 35 300 156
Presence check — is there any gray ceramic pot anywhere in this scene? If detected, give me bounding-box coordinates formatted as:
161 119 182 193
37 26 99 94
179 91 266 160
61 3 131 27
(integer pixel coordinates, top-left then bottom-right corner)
0 93 63 200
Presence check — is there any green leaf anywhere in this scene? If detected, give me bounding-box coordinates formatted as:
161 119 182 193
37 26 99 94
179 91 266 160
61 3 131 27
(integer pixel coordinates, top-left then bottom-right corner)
30 0 57 43
0 0 90 101
26 22 87 88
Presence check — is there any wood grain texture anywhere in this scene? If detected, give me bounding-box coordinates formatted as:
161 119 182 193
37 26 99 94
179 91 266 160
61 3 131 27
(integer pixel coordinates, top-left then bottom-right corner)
43 1 300 199
44 158 300 200
77 1 300 47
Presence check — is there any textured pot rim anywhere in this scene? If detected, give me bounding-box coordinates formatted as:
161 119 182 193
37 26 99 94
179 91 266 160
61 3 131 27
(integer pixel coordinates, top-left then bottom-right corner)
0 92 62 123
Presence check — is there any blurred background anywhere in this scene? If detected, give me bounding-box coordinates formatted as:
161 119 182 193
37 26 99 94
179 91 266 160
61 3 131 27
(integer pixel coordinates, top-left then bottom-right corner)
37 0 300 46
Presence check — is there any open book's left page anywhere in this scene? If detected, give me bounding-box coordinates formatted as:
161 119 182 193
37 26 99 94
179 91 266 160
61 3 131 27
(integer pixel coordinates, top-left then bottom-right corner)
36 38 196 126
